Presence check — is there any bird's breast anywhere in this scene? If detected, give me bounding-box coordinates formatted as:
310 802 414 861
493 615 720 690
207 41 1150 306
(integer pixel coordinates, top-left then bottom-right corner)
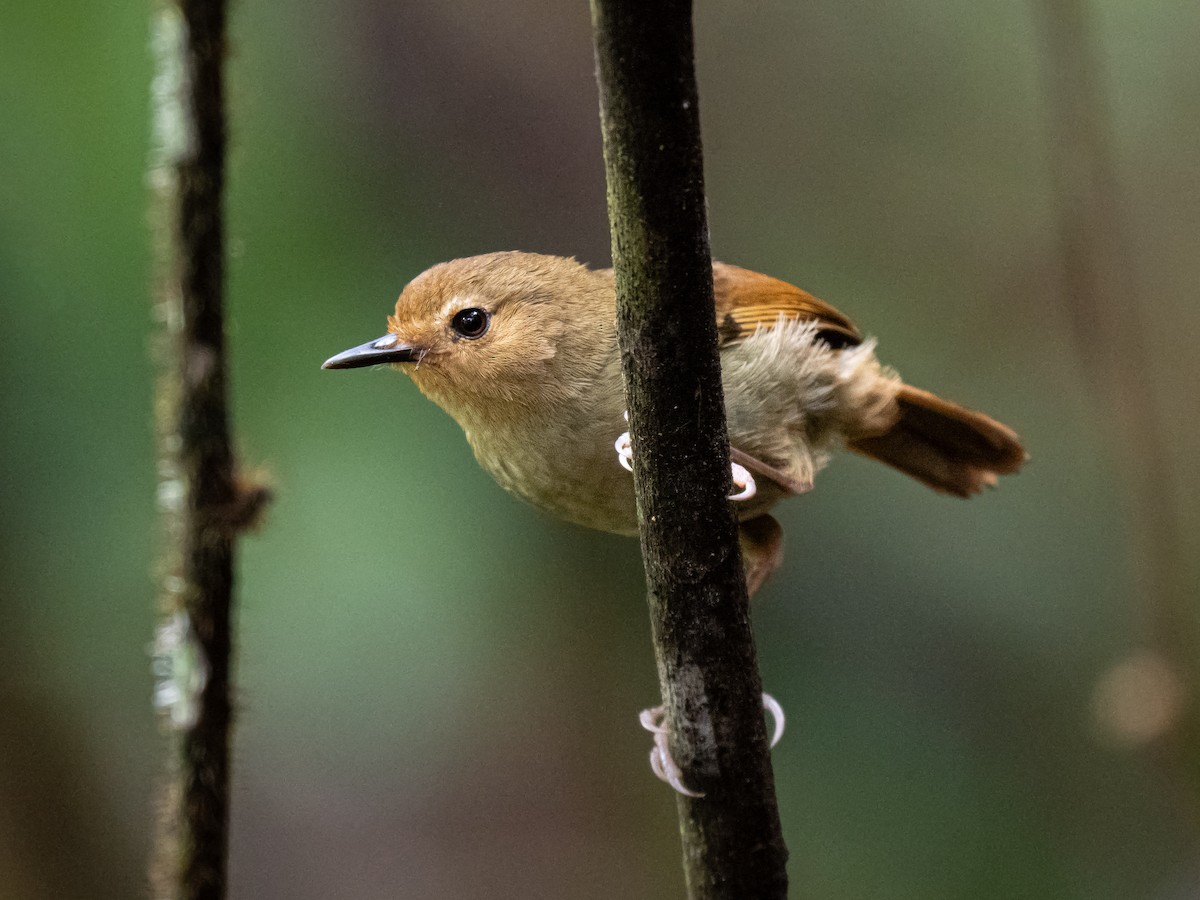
464 414 641 536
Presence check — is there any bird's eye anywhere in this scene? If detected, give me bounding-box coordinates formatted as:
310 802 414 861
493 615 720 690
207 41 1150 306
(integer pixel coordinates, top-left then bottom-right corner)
451 307 490 339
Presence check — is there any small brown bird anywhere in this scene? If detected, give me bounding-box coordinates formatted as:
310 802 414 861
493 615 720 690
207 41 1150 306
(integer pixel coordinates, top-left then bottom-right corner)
324 251 1025 595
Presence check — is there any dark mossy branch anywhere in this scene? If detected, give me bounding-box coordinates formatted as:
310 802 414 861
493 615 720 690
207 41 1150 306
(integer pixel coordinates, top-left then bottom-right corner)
149 1 262 897
590 1 788 896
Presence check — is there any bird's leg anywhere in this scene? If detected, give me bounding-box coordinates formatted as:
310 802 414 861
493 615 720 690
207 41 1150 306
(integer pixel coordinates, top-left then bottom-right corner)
739 514 784 599
729 446 812 497
639 694 786 797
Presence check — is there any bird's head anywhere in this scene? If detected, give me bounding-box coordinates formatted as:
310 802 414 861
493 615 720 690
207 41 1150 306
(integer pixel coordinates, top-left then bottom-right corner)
323 252 614 426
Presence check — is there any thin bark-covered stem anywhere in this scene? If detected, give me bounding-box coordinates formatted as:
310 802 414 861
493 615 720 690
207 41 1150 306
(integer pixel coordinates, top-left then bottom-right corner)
148 1 261 897
1034 0 1200 810
590 2 789 897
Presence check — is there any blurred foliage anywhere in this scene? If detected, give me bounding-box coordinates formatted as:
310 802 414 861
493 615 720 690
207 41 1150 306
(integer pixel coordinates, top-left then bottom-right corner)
2 1 1198 898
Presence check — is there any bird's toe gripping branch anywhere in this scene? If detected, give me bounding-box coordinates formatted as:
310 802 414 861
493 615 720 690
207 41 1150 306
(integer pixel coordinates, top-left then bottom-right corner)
614 413 756 500
639 694 786 797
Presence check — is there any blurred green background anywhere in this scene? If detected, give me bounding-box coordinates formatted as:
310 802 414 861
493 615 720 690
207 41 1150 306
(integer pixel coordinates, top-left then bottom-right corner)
3 1 1199 897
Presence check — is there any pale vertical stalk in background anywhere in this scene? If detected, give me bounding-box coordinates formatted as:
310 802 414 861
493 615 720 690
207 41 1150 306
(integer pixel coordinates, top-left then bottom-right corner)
1034 0 1199 815
148 1 264 897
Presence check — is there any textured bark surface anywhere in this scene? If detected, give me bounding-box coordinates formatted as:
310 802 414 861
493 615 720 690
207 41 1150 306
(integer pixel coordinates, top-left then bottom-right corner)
149 1 261 897
590 1 789 896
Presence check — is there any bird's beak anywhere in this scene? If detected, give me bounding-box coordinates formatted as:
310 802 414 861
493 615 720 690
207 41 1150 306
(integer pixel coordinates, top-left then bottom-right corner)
321 335 423 370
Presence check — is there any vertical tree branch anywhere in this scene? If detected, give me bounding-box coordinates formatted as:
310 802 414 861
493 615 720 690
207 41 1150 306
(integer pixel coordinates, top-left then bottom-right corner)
149 1 260 897
590 2 788 896
1034 0 1200 809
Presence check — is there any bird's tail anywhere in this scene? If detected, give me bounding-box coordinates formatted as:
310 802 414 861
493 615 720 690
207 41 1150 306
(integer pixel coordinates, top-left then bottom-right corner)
848 384 1026 497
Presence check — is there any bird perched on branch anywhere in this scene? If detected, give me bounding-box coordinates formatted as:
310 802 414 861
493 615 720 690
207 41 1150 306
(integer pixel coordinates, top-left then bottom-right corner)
324 251 1025 596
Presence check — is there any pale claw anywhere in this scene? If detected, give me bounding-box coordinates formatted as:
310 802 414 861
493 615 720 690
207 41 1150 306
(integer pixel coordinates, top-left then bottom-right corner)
762 692 785 748
614 431 634 472
650 740 704 797
638 694 785 797
640 705 704 797
638 705 667 735
729 462 757 501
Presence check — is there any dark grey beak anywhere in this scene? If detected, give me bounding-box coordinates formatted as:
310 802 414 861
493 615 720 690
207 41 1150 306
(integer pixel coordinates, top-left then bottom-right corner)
322 335 423 370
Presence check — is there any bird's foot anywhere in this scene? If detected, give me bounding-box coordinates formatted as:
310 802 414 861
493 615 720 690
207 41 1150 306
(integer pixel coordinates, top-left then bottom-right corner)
639 706 704 797
639 693 786 797
615 413 756 500
728 461 757 500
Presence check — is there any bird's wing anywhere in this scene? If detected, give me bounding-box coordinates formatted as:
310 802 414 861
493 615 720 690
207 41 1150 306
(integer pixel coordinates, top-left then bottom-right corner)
712 262 862 349
710 262 864 496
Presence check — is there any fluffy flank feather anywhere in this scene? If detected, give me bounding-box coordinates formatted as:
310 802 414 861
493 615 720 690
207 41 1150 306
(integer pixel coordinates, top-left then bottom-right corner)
722 319 902 492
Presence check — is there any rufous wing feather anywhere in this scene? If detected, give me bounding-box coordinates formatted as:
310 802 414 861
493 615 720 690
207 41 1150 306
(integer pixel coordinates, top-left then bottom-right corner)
712 262 862 349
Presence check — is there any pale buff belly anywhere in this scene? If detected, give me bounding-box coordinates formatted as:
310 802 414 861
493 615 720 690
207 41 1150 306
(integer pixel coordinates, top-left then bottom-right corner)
470 417 791 537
